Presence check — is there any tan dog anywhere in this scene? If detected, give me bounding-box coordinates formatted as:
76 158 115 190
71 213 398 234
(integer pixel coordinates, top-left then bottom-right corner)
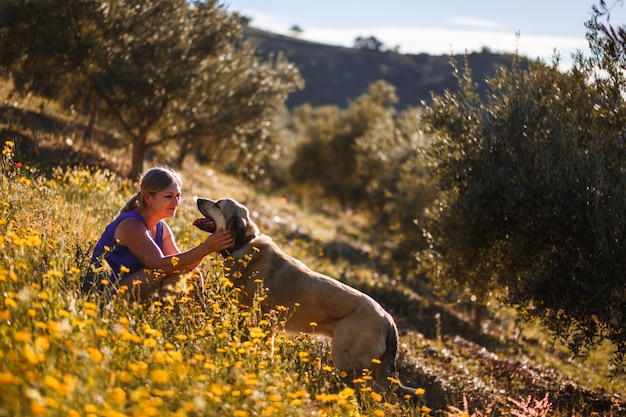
193 198 417 399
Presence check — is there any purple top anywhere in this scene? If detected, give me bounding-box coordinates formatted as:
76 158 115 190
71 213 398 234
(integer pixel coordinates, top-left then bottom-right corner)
83 211 163 293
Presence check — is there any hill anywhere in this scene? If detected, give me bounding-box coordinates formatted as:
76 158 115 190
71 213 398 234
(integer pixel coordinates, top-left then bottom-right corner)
245 27 519 109
2 104 625 415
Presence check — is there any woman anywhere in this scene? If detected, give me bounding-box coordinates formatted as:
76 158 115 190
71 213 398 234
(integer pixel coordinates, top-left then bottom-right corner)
82 166 234 301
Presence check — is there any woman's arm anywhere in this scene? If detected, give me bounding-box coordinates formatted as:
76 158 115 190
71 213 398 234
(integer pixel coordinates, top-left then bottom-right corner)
115 217 233 274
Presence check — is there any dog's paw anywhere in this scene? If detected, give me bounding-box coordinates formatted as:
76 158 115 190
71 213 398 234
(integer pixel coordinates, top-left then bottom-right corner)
193 217 216 233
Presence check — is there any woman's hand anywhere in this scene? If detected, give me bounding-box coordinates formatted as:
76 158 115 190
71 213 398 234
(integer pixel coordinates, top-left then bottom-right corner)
203 230 235 253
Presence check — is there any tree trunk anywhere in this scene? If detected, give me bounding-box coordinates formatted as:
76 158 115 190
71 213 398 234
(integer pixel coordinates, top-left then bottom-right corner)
129 135 147 180
174 137 192 168
82 102 98 143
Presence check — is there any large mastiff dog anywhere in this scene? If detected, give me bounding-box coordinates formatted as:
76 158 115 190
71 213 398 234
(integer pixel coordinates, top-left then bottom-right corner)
193 198 416 399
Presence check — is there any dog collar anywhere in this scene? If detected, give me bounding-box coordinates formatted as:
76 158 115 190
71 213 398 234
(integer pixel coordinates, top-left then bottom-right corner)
221 234 256 258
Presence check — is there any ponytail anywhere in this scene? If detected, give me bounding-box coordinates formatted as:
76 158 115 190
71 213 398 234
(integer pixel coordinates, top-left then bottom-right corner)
118 192 142 215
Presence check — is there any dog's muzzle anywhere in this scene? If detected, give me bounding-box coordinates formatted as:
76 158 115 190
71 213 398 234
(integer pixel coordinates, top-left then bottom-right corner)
193 217 216 233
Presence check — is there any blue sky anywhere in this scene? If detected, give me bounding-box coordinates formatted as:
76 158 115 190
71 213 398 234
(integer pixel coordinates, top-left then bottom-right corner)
221 1 626 68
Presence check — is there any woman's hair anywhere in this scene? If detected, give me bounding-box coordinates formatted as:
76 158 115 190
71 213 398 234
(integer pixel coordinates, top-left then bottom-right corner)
118 166 183 215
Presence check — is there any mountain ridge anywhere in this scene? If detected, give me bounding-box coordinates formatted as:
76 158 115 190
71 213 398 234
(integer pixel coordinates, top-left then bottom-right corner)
245 26 520 109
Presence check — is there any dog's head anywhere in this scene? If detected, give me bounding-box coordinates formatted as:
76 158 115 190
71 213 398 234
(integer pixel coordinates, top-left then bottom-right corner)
193 198 259 247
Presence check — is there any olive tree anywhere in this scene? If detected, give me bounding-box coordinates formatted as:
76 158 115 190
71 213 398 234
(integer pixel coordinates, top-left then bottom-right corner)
421 29 626 370
0 0 302 179
288 81 398 208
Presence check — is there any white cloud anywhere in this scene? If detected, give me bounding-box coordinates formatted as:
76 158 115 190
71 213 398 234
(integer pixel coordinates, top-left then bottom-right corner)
448 17 507 30
300 26 588 63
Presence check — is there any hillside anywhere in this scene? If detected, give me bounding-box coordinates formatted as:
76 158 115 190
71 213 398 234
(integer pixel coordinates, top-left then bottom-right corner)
2 104 625 416
245 27 520 109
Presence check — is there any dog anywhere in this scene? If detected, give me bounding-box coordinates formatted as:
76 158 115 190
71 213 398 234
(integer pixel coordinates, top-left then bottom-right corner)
193 197 417 400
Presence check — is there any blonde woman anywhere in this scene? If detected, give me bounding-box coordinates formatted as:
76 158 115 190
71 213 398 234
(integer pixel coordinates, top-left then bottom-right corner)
82 166 234 301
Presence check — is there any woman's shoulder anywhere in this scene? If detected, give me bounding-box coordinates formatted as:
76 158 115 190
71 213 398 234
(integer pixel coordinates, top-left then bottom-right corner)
114 211 148 232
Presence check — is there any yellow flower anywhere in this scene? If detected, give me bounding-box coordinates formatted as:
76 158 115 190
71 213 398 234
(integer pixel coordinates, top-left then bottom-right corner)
338 387 355 399
119 265 130 274
24 345 43 364
143 338 158 348
86 347 104 363
0 371 18 384
171 256 179 266
150 369 171 384
414 387 426 396
370 392 383 402
111 387 127 403
34 336 50 352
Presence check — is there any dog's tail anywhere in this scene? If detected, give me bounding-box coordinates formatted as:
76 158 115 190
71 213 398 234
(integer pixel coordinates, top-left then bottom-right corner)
376 321 419 401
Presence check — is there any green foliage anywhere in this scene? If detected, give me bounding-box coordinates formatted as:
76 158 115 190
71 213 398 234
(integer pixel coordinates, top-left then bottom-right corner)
288 81 398 208
422 41 626 369
0 0 302 179
286 82 437 271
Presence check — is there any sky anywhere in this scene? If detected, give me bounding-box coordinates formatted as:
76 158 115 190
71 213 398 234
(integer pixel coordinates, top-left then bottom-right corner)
221 0 626 69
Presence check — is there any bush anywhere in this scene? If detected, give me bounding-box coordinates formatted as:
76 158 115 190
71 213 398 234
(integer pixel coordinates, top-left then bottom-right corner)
421 51 626 370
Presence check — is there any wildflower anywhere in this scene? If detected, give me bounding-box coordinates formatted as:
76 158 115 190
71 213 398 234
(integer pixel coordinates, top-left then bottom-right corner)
150 369 171 384
143 338 158 348
171 256 179 266
34 335 50 351
119 265 130 274
111 387 126 403
87 347 104 363
370 392 383 402
14 331 29 342
338 387 355 399
0 371 18 384
371 358 381 365
24 344 43 364
414 387 426 396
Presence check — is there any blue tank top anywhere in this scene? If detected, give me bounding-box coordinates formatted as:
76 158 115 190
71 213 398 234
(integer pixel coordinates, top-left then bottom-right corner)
83 211 164 293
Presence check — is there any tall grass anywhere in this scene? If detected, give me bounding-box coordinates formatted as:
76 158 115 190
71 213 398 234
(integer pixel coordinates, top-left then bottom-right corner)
0 140 433 416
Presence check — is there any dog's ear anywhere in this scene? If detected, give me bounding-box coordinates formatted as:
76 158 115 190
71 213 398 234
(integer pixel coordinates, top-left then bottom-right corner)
227 214 245 234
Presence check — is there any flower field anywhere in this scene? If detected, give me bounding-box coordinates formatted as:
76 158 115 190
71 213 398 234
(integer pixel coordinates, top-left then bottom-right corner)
0 140 433 416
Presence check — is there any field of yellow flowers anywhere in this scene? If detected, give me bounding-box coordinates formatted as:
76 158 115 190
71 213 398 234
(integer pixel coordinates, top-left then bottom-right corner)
0 139 437 417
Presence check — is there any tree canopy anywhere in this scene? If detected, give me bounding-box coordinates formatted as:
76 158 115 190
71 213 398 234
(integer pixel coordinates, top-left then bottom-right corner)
421 22 626 369
0 0 302 179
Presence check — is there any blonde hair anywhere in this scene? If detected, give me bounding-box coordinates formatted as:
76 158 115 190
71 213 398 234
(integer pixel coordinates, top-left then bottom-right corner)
119 166 183 215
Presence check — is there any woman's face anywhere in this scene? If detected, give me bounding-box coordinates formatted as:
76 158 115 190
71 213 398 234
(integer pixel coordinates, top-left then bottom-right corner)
149 183 182 218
